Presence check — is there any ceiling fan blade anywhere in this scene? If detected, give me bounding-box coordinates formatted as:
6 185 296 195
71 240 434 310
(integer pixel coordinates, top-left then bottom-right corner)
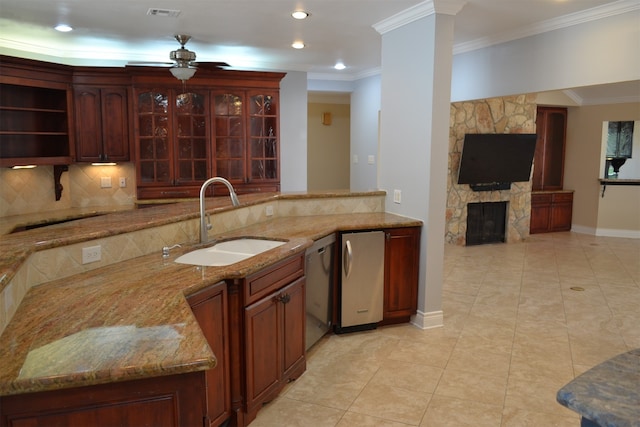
192 61 230 69
126 61 174 67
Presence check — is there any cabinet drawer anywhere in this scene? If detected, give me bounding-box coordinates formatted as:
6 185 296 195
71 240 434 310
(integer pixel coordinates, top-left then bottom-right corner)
531 193 552 205
244 254 304 305
552 192 573 203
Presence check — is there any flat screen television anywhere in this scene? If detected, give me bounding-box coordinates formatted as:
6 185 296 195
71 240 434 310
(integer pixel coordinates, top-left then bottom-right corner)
457 133 537 191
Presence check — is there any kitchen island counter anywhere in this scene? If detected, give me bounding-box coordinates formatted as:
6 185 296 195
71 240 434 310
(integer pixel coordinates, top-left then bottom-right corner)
0 195 421 397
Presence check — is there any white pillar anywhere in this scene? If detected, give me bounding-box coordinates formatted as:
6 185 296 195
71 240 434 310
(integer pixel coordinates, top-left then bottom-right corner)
375 1 463 328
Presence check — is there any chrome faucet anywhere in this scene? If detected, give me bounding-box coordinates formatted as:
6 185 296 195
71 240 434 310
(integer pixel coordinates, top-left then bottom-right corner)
199 177 240 244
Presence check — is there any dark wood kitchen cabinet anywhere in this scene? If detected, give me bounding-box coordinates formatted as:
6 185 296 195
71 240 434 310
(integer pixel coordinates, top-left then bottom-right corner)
530 191 573 234
131 69 285 200
228 254 305 427
187 281 231 427
244 277 305 417
73 85 130 163
212 90 281 194
382 227 420 325
0 56 74 167
533 107 567 191
134 87 211 199
0 371 206 427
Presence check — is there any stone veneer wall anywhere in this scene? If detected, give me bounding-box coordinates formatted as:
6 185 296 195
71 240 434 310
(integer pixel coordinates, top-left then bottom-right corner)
446 94 537 245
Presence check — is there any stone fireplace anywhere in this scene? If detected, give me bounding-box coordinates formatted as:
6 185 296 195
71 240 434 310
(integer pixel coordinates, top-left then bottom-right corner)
446 95 537 245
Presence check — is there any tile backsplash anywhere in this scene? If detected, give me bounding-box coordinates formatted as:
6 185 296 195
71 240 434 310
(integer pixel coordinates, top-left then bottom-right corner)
0 163 136 218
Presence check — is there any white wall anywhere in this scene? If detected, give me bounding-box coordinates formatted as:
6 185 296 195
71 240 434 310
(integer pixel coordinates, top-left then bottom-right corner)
378 12 455 328
451 10 640 102
350 75 381 191
279 71 308 192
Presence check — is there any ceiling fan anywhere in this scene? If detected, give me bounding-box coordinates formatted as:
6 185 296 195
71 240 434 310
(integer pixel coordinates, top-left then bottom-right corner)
128 34 228 81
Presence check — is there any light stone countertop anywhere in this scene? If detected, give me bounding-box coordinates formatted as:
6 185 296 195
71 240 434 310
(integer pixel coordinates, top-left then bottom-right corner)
0 192 421 397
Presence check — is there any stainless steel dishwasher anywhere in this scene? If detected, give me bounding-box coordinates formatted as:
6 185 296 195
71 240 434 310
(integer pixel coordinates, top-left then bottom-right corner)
305 234 336 350
335 230 385 334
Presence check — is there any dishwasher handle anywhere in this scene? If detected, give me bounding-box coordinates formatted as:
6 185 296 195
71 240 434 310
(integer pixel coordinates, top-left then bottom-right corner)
343 240 353 278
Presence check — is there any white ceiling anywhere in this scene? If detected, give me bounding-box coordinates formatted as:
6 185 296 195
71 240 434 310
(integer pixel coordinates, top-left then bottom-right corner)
0 0 638 103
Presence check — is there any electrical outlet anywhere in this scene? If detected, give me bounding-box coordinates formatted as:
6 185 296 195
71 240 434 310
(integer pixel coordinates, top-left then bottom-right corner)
100 176 112 188
265 205 274 216
82 245 102 264
119 177 126 188
393 189 402 204
368 155 375 165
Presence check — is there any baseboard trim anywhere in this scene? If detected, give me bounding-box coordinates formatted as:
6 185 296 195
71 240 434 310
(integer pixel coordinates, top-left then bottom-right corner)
411 310 443 330
595 228 640 238
571 224 639 238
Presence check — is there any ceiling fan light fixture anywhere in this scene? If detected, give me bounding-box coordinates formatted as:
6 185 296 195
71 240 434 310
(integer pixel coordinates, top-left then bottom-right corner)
170 65 197 81
169 35 197 81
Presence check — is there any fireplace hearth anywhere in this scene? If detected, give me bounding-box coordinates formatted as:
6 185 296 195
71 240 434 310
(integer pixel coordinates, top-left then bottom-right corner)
466 202 507 245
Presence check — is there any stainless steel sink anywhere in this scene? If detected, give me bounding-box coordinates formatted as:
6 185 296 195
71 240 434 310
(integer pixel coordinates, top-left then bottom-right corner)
174 238 285 266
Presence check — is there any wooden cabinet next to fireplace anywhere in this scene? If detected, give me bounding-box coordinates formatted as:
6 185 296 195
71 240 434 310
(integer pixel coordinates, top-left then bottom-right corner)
530 191 573 234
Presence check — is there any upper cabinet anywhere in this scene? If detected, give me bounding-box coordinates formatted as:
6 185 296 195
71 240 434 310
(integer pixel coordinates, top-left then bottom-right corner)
0 56 74 167
134 87 210 199
74 85 130 163
533 107 567 191
212 89 280 195
72 68 133 164
0 55 285 199
131 69 284 199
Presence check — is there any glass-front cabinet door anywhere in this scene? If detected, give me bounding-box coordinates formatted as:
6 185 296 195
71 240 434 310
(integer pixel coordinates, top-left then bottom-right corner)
248 91 279 183
137 89 171 185
135 88 209 193
175 91 209 184
212 91 245 182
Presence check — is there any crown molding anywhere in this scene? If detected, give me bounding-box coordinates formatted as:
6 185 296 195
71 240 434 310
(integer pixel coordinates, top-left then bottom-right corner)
373 0 466 35
453 0 640 55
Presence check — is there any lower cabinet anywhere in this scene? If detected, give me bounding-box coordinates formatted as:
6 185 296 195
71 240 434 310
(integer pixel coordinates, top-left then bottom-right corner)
229 254 306 427
530 191 573 234
187 281 230 427
244 277 305 417
0 372 206 427
382 227 421 324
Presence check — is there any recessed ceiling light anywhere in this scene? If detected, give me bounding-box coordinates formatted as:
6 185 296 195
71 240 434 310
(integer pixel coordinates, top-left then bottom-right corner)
291 11 309 20
334 62 346 70
291 41 305 49
54 24 73 32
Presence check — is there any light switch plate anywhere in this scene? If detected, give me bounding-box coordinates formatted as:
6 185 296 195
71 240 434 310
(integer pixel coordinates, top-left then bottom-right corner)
393 189 402 204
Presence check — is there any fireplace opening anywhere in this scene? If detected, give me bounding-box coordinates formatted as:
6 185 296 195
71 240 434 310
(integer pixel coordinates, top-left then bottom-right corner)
466 202 507 246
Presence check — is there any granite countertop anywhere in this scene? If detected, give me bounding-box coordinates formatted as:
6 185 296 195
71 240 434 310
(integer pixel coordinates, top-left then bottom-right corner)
0 193 421 397
557 348 640 427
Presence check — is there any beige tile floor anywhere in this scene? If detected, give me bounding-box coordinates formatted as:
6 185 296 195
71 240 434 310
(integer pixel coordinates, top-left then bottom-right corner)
250 232 640 426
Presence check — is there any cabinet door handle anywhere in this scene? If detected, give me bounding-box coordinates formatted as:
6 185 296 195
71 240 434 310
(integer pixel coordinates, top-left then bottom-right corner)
275 293 290 304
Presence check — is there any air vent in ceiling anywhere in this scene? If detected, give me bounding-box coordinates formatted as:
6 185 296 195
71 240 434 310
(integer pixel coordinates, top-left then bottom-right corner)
147 8 181 17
